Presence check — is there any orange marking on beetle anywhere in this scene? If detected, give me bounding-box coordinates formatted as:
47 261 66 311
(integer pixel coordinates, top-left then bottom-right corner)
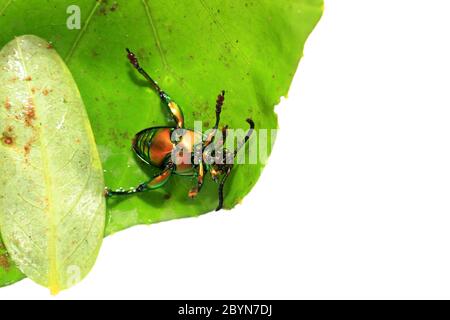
175 130 201 173
148 169 171 188
168 101 184 127
188 189 198 198
149 128 174 166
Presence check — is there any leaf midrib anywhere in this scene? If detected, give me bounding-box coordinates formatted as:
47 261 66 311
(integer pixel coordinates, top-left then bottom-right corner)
15 37 60 293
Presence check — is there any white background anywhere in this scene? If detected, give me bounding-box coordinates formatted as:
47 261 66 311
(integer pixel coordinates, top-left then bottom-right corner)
2 0 450 299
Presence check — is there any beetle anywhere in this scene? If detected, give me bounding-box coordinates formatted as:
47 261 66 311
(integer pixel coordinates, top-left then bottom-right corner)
105 49 254 211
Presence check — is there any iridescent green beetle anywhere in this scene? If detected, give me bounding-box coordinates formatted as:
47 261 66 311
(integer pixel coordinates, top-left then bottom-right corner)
105 49 254 211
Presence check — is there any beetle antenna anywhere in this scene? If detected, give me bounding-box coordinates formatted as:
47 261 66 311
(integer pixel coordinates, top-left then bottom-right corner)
221 125 229 146
234 118 255 157
203 90 226 149
214 90 225 129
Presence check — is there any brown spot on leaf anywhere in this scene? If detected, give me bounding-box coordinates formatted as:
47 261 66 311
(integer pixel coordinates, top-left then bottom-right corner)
110 1 119 11
24 76 32 81
42 88 52 96
24 98 36 127
4 97 11 111
2 128 14 146
24 139 33 156
2 136 13 145
0 254 10 270
98 0 109 15
47 42 53 49
120 131 130 140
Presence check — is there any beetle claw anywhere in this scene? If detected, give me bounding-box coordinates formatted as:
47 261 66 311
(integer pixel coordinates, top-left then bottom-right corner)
104 188 112 198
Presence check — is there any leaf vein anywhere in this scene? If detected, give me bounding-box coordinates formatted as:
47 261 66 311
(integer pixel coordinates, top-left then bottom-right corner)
17 193 46 211
57 156 93 225
142 0 168 68
0 0 12 17
65 0 102 63
60 199 103 265
197 0 251 66
8 209 45 255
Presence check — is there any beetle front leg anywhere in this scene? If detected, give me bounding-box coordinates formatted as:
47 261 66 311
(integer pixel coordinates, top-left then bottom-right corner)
188 162 205 198
126 48 184 128
216 166 232 211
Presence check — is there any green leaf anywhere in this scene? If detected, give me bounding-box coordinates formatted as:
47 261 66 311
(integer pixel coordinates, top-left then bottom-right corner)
0 0 323 287
0 239 24 287
0 35 105 293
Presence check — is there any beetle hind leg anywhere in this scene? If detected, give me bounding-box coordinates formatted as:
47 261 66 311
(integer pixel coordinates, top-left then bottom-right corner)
105 163 174 197
126 48 184 128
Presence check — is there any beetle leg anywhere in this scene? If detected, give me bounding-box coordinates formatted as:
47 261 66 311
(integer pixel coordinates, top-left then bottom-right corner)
126 48 184 128
234 118 255 157
105 163 174 197
188 162 205 198
216 166 232 211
